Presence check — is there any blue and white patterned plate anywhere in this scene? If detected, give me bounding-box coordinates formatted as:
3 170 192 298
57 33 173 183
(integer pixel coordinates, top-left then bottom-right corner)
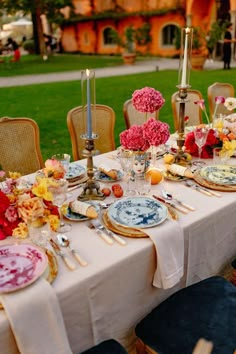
65 163 86 180
107 197 167 229
200 165 236 185
96 170 124 182
63 201 100 221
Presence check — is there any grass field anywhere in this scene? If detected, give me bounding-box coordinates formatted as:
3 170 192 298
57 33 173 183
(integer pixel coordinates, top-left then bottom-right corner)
0 54 236 161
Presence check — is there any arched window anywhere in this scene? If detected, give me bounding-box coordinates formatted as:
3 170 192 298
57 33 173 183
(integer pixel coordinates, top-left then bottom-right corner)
162 24 179 47
103 27 116 45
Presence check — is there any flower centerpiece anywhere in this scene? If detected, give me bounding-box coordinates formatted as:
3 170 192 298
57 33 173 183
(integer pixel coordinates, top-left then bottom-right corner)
0 159 66 240
185 96 236 158
132 86 165 115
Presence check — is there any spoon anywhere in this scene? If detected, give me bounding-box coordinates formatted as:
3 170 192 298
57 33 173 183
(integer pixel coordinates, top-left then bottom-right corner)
161 190 195 211
57 234 88 266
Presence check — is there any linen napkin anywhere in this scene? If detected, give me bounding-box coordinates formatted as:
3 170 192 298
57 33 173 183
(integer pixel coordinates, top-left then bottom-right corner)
0 277 73 354
145 220 184 289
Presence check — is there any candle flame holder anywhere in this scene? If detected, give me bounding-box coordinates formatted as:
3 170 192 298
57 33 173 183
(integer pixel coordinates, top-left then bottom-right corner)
78 136 105 201
174 85 191 166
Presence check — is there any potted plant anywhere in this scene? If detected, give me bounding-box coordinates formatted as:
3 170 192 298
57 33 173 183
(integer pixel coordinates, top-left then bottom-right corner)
111 25 136 64
191 26 207 70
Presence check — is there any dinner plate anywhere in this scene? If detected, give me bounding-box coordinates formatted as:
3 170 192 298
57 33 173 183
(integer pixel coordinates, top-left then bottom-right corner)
63 201 100 221
65 163 86 180
96 170 124 182
107 197 168 229
0 243 48 294
200 165 236 186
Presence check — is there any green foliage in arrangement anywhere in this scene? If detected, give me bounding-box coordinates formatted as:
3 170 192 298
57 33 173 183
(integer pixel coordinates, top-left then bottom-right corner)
0 55 236 161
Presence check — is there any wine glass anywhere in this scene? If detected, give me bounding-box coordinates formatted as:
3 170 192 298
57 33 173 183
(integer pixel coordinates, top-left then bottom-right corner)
118 149 136 196
194 127 209 159
49 179 72 233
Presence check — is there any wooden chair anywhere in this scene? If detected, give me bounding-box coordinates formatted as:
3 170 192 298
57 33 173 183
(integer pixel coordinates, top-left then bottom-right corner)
0 116 44 176
207 82 235 117
135 276 236 354
80 339 128 353
123 99 159 129
67 104 116 161
171 89 203 131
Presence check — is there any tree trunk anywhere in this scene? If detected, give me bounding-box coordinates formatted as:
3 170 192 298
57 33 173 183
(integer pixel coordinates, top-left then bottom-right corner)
31 1 46 55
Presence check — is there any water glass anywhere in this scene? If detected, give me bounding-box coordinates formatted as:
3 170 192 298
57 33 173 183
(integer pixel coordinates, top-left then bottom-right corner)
136 175 151 196
213 147 229 165
28 217 50 248
52 153 71 172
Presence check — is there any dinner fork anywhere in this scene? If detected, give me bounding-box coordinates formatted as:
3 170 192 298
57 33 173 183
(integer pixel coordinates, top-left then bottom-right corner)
90 219 127 246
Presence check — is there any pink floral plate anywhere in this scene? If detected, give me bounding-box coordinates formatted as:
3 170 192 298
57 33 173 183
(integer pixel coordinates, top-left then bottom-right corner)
0 243 48 294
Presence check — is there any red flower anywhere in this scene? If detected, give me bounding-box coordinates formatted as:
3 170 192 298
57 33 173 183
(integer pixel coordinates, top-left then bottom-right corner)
132 87 165 113
142 118 170 146
0 191 10 213
184 128 219 158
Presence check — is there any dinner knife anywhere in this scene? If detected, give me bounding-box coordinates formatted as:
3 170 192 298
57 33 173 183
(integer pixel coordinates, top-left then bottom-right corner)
88 223 114 245
90 219 127 246
49 238 76 271
152 195 188 214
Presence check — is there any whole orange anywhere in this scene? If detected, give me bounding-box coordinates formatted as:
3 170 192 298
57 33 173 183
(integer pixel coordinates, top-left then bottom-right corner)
146 168 163 185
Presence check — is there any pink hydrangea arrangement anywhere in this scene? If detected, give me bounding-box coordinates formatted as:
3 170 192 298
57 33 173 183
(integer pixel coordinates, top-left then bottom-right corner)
120 118 170 151
132 87 165 113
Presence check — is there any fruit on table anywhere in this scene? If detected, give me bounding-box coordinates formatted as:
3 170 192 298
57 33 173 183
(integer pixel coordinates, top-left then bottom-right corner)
145 168 163 185
101 187 111 197
163 153 175 164
112 184 124 198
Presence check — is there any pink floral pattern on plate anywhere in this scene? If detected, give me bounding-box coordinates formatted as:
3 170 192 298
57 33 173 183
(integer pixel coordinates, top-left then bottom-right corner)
0 243 48 293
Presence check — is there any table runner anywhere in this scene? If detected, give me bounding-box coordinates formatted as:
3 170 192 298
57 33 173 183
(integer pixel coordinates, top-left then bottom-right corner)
0 277 73 354
145 220 184 289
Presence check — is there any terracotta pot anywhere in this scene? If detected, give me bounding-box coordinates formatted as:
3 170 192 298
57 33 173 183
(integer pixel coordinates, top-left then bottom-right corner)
122 52 136 65
191 53 206 70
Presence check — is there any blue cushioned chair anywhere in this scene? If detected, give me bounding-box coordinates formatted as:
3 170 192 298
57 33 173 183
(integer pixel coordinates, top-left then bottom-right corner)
135 276 236 354
80 339 128 354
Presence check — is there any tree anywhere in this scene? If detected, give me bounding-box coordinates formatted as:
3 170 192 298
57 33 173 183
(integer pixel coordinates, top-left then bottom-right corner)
0 0 73 54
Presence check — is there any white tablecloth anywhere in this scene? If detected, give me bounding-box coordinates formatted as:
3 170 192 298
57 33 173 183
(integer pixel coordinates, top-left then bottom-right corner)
0 152 236 354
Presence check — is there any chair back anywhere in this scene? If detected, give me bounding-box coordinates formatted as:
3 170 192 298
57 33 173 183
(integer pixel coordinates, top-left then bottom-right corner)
67 104 116 161
207 82 235 117
171 89 203 131
0 117 44 176
123 99 159 129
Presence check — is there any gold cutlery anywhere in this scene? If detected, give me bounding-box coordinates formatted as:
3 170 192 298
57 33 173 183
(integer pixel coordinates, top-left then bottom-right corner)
152 195 188 214
90 219 127 245
88 223 114 245
49 238 76 271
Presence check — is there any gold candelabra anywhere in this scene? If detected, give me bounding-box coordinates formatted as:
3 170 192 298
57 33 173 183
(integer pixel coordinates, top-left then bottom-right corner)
78 136 105 201
174 85 191 166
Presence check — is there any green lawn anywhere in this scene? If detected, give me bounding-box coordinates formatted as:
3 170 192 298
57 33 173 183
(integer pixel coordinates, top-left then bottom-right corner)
0 56 236 161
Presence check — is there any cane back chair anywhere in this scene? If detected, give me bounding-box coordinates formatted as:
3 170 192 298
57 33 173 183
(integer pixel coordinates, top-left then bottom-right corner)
207 82 235 117
123 99 160 129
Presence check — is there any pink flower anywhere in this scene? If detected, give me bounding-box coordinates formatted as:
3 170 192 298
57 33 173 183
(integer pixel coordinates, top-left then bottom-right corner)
132 87 165 113
194 99 210 124
5 206 19 223
142 118 170 146
215 96 225 105
120 125 150 151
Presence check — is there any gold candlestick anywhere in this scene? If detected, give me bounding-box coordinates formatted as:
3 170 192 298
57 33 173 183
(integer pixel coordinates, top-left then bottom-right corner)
78 136 105 201
174 85 191 166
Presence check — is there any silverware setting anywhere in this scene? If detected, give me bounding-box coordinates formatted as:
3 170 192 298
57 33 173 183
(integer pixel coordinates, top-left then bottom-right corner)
185 180 221 197
90 219 127 246
152 194 189 214
49 238 76 271
56 234 88 266
88 223 114 245
161 190 195 211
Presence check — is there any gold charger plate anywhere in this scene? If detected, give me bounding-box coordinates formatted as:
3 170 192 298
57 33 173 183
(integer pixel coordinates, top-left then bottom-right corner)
102 210 148 238
0 242 58 310
163 171 187 182
194 170 236 192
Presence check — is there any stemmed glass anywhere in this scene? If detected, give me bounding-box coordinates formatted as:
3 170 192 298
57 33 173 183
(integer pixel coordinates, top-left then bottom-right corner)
194 127 209 159
49 179 72 234
118 149 136 196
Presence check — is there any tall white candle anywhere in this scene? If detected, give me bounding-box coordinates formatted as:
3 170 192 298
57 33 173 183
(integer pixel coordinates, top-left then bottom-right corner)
86 69 92 138
181 27 190 87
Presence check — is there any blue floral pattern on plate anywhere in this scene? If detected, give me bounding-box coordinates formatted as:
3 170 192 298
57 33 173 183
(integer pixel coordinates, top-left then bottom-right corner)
63 202 99 221
200 165 236 185
96 170 123 182
65 163 86 180
107 197 167 229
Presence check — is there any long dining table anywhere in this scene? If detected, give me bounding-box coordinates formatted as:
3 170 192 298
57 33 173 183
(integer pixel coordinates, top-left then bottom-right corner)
0 151 236 354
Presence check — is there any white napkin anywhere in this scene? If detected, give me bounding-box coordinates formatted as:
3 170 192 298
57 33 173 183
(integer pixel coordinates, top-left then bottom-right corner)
0 277 73 354
145 220 184 289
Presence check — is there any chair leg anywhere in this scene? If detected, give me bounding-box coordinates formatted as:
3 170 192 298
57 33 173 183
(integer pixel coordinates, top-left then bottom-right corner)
135 338 158 354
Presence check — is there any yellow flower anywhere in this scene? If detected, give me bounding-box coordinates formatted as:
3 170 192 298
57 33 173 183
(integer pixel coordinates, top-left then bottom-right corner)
47 214 60 231
12 222 28 239
222 139 236 157
32 178 53 201
9 171 22 179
